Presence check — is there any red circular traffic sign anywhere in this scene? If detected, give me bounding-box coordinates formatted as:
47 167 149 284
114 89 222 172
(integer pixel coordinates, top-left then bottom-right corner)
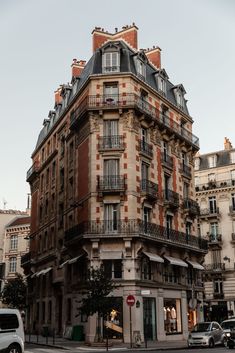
126 295 135 306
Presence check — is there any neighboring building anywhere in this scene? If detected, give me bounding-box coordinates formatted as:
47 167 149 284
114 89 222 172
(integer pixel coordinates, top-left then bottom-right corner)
3 216 30 281
195 138 235 322
24 24 207 342
0 209 29 288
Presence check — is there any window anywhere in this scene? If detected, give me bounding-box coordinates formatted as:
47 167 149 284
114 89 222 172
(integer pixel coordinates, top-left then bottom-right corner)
104 159 119 188
176 92 184 108
183 182 189 199
158 76 166 95
60 168 64 190
211 249 221 266
103 260 122 279
104 83 118 103
102 52 120 73
163 141 169 160
10 235 18 250
208 155 217 168
230 151 235 163
186 222 192 236
103 120 119 148
136 59 146 80
143 207 151 233
166 214 173 237
141 162 149 181
9 257 17 273
231 170 235 184
182 152 188 166
232 194 235 210
164 299 182 334
208 173 215 182
104 204 119 232
164 174 171 199
214 279 223 294
0 314 19 330
210 222 218 240
163 265 179 284
209 196 217 213
141 257 151 280
194 158 200 170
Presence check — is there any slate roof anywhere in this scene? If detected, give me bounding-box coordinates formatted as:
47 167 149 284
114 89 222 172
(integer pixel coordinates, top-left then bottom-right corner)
35 40 191 152
197 149 235 170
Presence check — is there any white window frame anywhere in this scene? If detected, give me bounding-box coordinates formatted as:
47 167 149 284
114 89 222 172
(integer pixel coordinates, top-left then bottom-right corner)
104 203 119 233
137 59 146 79
158 76 166 95
208 155 217 168
9 257 17 273
102 52 120 73
10 235 18 250
230 151 235 164
194 158 200 170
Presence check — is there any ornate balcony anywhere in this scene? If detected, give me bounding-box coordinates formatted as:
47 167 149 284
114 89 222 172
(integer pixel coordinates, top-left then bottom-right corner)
161 152 173 169
163 189 180 209
97 175 125 194
70 94 199 150
141 179 158 201
208 234 222 247
199 207 220 218
139 140 153 158
204 263 225 272
64 219 208 252
26 161 39 182
195 178 235 192
98 135 124 151
183 198 200 217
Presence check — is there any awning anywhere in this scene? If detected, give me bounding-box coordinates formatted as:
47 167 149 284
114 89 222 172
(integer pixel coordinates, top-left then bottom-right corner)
32 267 52 277
68 254 84 264
100 251 123 260
59 260 69 268
143 251 164 263
164 255 188 268
187 260 204 270
42 267 52 275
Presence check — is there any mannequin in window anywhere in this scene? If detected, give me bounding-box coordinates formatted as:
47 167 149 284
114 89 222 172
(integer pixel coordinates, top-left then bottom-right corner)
170 306 177 331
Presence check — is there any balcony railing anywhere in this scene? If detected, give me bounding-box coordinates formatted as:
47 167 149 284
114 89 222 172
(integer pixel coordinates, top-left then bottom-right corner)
139 140 153 158
97 175 125 192
208 234 222 243
98 135 124 151
161 152 173 169
163 189 180 208
26 161 39 182
200 207 220 217
21 252 31 266
195 178 235 192
183 198 200 216
180 163 192 178
204 263 225 271
213 293 224 299
64 219 208 251
70 94 199 149
141 179 158 199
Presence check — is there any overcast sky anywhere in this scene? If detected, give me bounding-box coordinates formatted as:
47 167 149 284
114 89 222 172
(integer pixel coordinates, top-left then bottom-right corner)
0 0 234 211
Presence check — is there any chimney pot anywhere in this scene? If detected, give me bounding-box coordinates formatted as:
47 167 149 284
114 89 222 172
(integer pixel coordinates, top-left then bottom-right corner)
115 27 118 33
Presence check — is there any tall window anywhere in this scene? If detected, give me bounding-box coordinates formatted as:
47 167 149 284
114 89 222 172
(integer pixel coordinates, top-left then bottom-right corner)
103 83 118 103
136 60 146 80
102 52 120 73
9 257 17 273
211 249 221 266
194 157 200 170
214 279 223 294
186 222 191 236
232 194 235 210
158 76 166 95
103 260 122 279
231 170 235 185
182 152 188 166
209 196 217 213
10 235 18 250
163 141 169 160
230 152 235 163
104 204 119 232
104 159 119 188
210 222 218 240
164 174 171 199
103 120 119 148
141 162 149 181
183 182 189 199
166 214 173 237
208 155 217 168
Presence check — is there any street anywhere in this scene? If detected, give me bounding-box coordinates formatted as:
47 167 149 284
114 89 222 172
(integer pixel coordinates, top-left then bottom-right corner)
25 343 229 353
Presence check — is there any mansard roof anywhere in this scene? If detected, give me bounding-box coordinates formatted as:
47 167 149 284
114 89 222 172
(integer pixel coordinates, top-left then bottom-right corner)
35 39 190 151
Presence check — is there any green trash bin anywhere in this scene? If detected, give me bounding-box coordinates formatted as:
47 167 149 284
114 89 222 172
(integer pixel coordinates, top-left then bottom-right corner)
72 325 84 341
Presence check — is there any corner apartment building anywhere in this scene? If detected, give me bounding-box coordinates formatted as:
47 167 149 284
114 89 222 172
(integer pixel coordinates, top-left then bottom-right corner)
195 138 235 322
24 24 207 342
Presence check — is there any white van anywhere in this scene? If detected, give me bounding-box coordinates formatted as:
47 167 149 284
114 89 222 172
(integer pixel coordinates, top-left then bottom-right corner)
0 308 24 353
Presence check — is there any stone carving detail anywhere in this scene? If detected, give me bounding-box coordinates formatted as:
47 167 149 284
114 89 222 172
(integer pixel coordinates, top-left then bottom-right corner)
90 113 100 132
122 111 139 132
150 126 161 145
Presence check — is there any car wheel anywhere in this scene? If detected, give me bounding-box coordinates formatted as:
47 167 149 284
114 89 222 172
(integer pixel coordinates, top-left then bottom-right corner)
7 344 22 353
209 338 215 348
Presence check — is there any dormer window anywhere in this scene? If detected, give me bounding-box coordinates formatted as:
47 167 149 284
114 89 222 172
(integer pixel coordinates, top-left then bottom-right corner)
136 59 146 80
173 84 186 110
208 155 217 168
102 52 120 73
230 151 235 164
156 69 168 96
194 157 200 170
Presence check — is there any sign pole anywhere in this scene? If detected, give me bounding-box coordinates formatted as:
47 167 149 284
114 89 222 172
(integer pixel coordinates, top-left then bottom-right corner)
129 305 132 349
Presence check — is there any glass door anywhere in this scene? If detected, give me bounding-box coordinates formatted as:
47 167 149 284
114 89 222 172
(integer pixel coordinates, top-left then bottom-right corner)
143 298 156 340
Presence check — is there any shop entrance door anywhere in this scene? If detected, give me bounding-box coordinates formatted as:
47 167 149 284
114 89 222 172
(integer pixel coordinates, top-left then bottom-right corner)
143 298 156 340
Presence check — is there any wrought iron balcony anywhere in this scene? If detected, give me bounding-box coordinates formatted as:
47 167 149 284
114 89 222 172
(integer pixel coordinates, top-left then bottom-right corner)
141 179 158 200
180 163 192 178
213 293 224 299
208 233 222 243
97 175 125 193
161 152 173 169
26 161 39 182
64 219 208 252
98 135 124 151
195 178 235 192
163 189 180 208
204 263 225 271
199 207 220 218
70 94 199 149
21 252 31 266
183 198 200 216
139 140 153 158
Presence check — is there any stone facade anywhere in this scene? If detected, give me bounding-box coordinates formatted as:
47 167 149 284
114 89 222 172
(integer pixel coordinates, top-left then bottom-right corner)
24 24 207 342
195 138 235 322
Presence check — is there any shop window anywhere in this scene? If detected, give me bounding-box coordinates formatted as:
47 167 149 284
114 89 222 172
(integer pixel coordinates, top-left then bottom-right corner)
164 299 182 334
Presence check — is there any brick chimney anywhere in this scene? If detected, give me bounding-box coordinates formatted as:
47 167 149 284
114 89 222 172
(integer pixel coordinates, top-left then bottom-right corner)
71 59 86 78
145 46 161 69
224 137 233 150
92 23 138 52
54 87 62 105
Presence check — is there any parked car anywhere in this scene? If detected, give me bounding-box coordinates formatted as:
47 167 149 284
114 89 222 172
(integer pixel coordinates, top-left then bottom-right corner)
188 321 225 348
221 318 235 348
0 308 24 353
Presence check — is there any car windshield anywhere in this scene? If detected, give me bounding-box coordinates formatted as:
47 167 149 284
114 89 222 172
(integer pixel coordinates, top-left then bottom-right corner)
192 323 211 332
221 321 235 330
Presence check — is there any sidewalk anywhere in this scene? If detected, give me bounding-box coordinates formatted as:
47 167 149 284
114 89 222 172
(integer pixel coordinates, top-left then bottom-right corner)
25 334 188 351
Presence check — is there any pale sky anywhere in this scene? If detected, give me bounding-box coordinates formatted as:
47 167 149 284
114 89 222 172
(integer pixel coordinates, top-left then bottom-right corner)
0 0 234 210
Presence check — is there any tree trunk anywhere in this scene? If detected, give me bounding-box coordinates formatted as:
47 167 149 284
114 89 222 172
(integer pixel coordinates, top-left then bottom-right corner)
94 313 103 342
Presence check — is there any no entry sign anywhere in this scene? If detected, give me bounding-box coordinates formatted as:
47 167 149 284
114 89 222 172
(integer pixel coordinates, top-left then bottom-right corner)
126 295 135 306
